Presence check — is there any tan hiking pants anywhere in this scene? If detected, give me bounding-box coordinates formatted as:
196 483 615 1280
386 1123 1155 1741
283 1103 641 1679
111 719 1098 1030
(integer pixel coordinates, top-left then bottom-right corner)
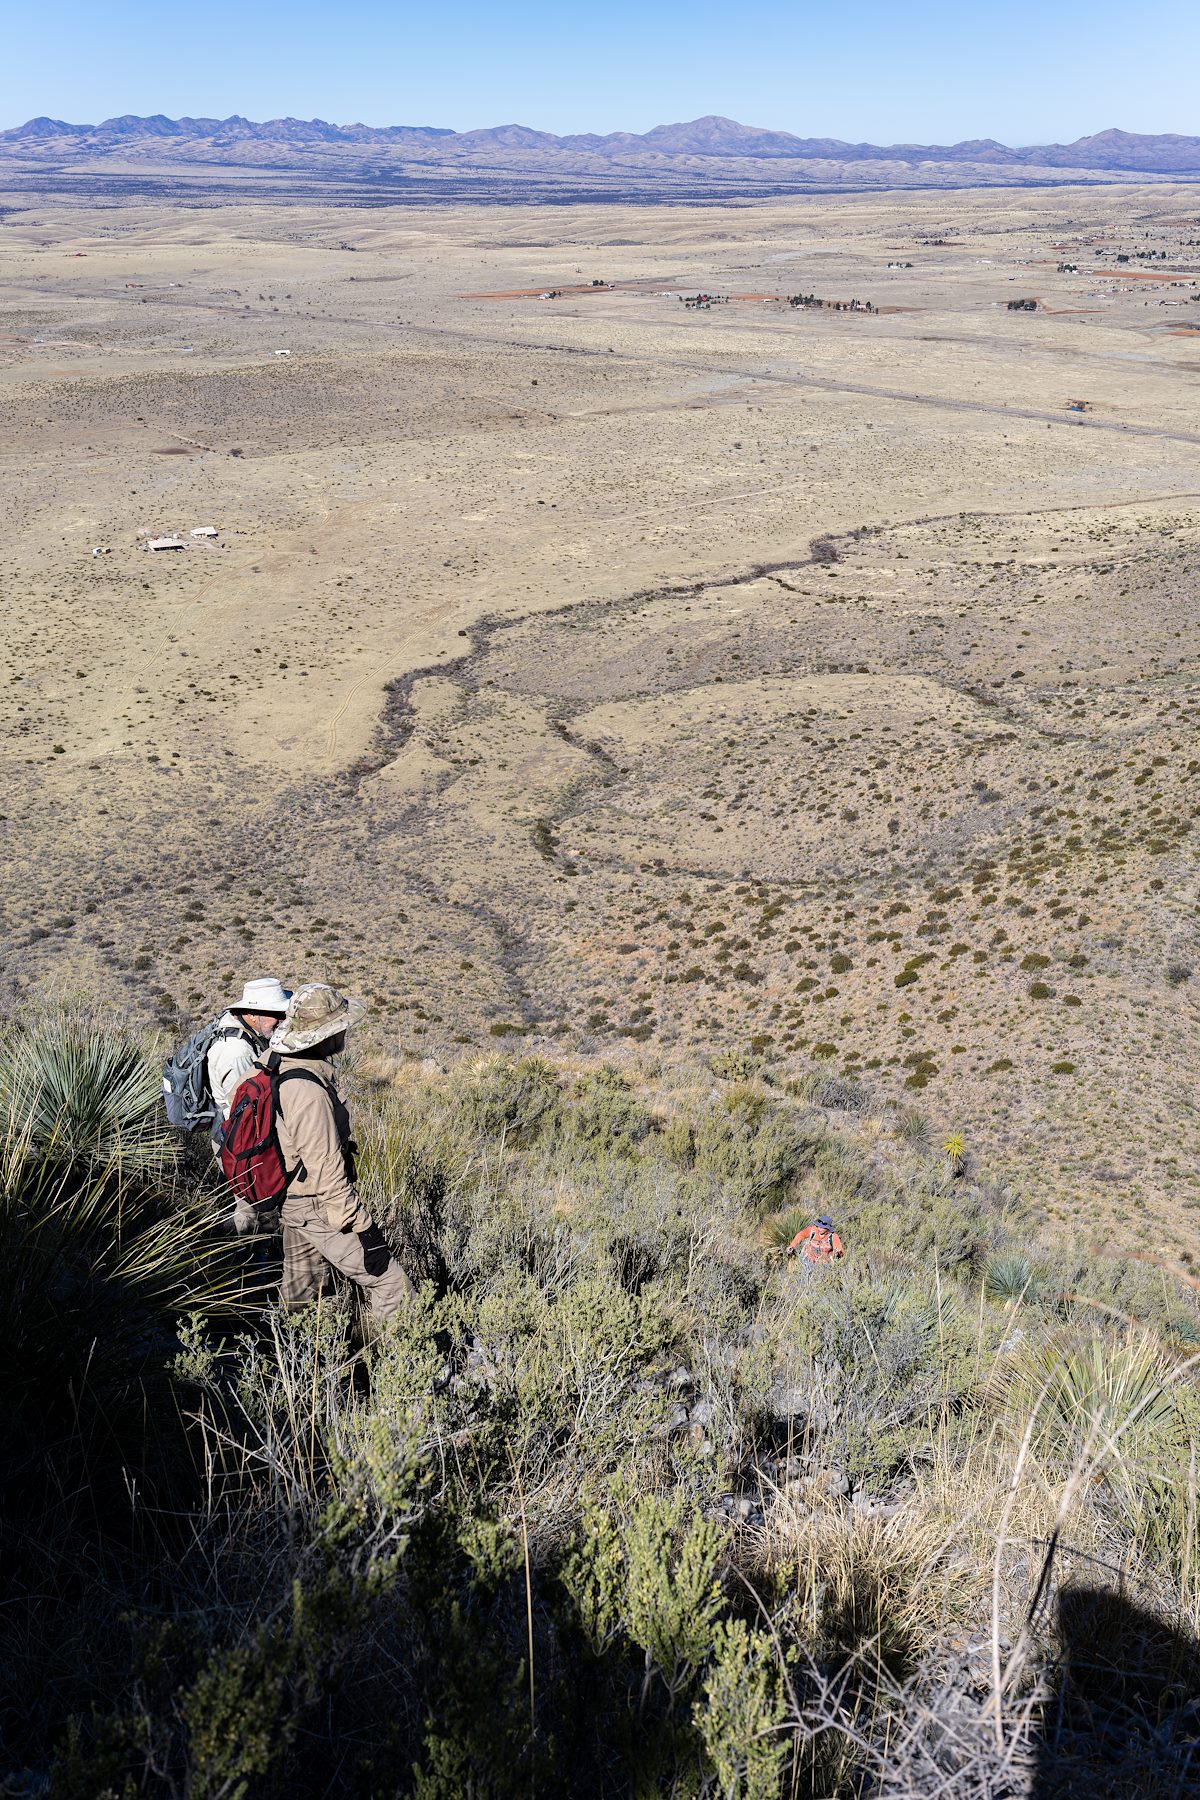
280 1203 412 1321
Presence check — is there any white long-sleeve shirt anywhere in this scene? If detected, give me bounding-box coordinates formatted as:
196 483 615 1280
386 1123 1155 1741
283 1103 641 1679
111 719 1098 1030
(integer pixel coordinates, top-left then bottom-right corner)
206 1013 263 1121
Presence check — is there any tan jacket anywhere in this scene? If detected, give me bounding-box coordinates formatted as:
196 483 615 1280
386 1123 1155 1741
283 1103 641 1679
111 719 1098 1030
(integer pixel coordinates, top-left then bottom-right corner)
271 1054 360 1232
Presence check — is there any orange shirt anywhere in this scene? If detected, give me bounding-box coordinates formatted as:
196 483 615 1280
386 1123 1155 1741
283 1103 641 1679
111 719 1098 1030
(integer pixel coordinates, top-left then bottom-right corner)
788 1224 845 1263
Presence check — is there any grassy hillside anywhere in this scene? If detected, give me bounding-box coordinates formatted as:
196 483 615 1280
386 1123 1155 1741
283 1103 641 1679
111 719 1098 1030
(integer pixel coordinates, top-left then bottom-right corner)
2 1010 1199 1797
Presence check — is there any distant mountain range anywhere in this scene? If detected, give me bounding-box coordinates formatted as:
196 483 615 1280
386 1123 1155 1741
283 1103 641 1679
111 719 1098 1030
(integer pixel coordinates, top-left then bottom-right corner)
4 113 1200 205
5 113 1200 171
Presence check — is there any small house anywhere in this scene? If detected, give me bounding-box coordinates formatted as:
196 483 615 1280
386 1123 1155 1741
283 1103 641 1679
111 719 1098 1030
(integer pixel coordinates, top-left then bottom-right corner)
190 526 219 538
146 536 186 552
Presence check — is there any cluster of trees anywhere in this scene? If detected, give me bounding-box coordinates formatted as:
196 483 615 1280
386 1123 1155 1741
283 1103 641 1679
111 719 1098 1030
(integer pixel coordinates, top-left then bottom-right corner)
787 294 875 313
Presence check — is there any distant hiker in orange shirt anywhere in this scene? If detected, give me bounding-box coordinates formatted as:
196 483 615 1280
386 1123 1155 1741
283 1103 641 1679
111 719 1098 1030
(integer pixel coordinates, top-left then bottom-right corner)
787 1215 845 1267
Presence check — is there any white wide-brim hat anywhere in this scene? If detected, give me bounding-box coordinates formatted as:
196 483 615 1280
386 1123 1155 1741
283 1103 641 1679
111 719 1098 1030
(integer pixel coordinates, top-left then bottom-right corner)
232 977 291 1016
270 982 367 1053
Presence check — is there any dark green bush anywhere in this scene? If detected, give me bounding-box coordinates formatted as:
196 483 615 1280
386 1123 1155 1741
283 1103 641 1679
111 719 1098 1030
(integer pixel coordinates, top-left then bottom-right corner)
692 1088 823 1214
451 1054 563 1147
563 1065 654 1155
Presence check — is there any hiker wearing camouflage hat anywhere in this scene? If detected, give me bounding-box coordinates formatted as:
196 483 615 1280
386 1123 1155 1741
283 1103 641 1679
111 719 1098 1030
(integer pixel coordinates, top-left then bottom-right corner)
259 984 412 1320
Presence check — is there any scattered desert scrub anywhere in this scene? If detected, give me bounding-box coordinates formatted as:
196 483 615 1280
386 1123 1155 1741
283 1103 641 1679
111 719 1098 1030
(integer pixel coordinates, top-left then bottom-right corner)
3 1022 1200 1797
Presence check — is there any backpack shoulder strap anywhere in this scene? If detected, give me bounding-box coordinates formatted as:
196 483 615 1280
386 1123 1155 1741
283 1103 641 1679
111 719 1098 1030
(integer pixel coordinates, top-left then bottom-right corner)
273 1062 338 1121
273 1065 355 1176
275 1065 331 1095
213 1023 251 1045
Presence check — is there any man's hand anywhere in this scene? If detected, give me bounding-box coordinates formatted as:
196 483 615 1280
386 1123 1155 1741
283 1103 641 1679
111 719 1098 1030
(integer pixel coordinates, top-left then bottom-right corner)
232 1200 279 1236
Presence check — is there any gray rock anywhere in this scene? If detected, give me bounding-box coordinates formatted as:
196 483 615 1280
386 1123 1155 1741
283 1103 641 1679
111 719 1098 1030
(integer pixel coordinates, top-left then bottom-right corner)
851 1490 903 1521
650 1403 691 1440
769 1383 811 1421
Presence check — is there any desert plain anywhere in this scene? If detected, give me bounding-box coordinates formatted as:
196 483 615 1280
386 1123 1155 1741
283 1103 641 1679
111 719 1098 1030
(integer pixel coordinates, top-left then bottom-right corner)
2 178 1199 1257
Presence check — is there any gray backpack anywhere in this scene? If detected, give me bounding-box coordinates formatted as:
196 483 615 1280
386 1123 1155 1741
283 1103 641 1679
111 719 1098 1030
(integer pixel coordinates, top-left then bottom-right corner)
162 1018 252 1131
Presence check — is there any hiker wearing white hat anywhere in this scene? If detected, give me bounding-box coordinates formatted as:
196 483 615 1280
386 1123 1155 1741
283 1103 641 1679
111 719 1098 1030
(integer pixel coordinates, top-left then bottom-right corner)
206 977 293 1132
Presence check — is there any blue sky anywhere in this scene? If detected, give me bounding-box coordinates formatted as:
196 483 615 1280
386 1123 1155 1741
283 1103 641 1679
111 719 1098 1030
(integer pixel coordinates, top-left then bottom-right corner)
2 0 1194 143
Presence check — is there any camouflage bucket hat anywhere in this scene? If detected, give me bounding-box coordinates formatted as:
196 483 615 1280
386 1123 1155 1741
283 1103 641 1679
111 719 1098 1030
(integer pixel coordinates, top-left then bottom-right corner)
270 982 367 1053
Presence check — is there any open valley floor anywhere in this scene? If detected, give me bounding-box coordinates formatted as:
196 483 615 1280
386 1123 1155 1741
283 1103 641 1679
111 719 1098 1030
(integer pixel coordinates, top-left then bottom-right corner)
3 177 1200 1257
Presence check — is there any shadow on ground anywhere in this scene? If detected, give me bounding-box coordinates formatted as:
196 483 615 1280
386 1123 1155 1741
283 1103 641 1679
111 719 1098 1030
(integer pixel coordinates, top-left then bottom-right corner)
1034 1585 1200 1798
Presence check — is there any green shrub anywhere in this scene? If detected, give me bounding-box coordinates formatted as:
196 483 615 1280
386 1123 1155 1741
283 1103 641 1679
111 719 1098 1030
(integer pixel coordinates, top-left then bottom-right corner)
564 1491 726 1701
710 1047 763 1081
564 1065 653 1155
692 1090 822 1213
695 1620 788 1798
452 1054 563 1147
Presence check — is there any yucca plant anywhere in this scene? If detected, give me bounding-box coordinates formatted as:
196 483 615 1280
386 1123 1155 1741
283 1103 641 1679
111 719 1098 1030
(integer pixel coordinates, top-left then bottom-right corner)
0 1144 255 1482
1012 1334 1182 1487
984 1251 1039 1303
0 1009 173 1176
762 1206 810 1249
942 1132 967 1178
897 1108 930 1146
0 1014 255 1483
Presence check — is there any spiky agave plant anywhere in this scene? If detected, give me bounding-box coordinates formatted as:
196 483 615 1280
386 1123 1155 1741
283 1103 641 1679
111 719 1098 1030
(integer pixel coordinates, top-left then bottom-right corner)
1011 1333 1182 1492
0 1008 173 1176
0 1013 257 1482
984 1252 1039 1303
0 1144 256 1481
762 1206 810 1250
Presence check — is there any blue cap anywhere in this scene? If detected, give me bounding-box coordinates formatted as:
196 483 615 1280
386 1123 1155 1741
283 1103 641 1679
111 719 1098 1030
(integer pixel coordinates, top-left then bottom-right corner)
817 1215 834 1229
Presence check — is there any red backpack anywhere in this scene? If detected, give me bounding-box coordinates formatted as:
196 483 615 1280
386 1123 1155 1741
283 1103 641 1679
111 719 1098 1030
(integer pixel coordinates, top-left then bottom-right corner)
220 1054 354 1210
